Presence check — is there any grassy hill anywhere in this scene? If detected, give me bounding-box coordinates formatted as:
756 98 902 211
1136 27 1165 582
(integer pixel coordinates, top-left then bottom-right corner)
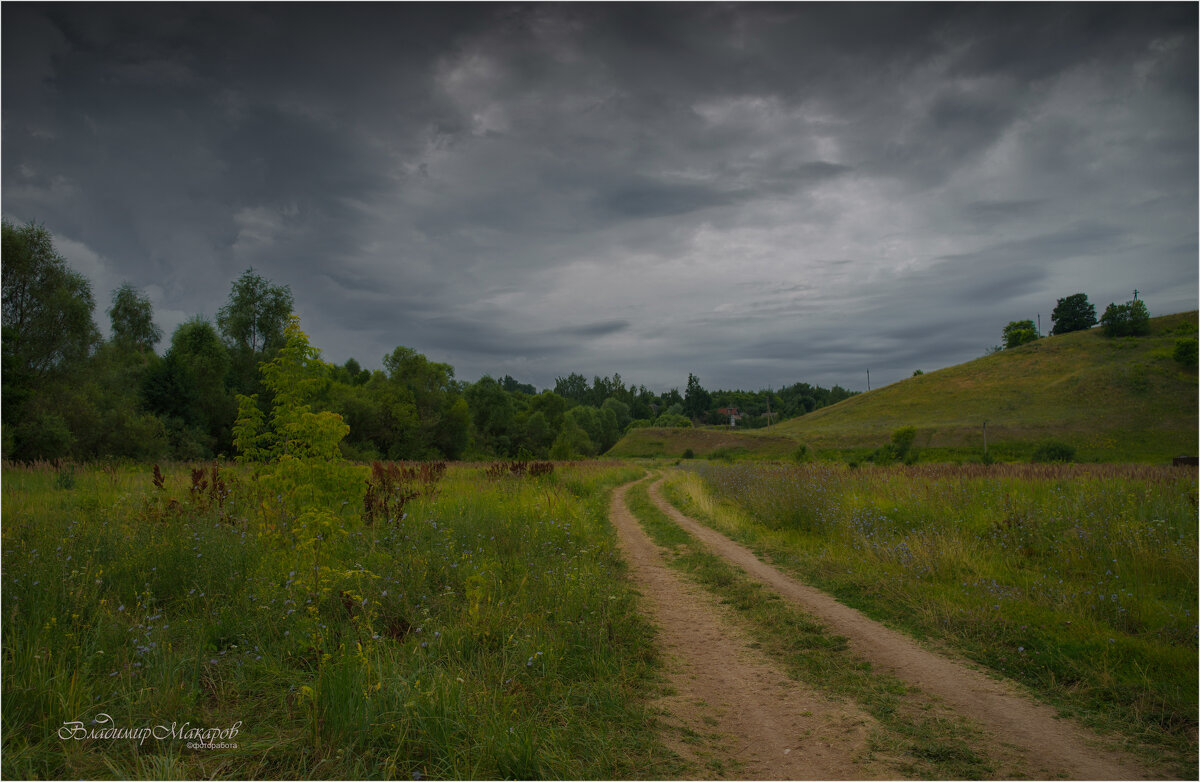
606 425 798 460
610 311 1198 463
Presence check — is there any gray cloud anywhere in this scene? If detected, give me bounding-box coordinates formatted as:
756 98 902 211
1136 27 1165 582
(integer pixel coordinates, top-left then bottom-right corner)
3 3 1195 394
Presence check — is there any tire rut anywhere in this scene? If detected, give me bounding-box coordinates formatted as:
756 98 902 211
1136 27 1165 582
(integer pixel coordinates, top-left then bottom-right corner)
645 477 1159 781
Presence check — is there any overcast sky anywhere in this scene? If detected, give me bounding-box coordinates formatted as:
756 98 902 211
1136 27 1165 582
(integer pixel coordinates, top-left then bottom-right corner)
4 3 1196 393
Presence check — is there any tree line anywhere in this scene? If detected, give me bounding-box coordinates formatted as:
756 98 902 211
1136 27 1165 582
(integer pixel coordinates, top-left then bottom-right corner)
2 220 855 462
1000 292 1154 351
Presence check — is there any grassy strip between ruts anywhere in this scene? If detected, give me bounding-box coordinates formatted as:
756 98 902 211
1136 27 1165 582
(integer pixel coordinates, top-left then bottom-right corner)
2 461 685 780
622 476 999 780
660 464 1198 778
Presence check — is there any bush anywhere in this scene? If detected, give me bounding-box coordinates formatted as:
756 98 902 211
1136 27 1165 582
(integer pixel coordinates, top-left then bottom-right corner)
9 411 73 461
1100 299 1150 337
792 443 810 463
871 427 918 465
1173 338 1198 368
1031 440 1076 463
1002 320 1039 349
891 427 917 456
682 448 695 459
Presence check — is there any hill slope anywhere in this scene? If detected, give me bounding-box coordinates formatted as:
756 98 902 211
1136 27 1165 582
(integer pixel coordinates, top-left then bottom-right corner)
611 311 1198 463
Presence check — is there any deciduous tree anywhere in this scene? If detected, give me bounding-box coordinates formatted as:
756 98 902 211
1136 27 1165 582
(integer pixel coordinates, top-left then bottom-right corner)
1 220 100 458
684 373 711 419
144 317 235 457
217 268 294 395
1002 320 1039 349
1050 293 1097 335
2 220 99 385
1100 299 1151 337
108 283 162 353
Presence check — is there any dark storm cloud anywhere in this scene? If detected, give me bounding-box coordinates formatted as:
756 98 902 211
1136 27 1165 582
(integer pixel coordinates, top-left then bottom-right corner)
3 3 1195 392
398 313 631 366
599 180 738 219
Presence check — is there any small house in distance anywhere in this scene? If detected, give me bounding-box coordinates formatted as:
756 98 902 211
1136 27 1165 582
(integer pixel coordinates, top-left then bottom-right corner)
717 407 742 427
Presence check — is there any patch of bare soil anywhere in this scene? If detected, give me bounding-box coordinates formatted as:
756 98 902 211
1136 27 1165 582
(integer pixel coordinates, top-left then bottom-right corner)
610 479 896 780
645 479 1162 781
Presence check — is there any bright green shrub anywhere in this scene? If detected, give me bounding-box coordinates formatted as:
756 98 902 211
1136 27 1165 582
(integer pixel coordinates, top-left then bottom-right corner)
233 315 366 528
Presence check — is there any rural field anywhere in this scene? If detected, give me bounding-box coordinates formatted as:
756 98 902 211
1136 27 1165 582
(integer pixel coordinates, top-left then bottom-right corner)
5 4 1197 780
3 456 1196 779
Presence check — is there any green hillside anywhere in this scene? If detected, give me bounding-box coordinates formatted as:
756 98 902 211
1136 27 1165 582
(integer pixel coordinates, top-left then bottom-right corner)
611 311 1199 463
607 425 798 460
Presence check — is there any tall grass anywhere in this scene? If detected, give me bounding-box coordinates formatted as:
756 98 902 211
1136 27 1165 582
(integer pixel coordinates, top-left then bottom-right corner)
2 460 678 779
666 462 1198 770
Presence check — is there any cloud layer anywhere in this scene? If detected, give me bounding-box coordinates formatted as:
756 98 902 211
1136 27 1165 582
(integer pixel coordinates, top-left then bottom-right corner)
4 4 1196 391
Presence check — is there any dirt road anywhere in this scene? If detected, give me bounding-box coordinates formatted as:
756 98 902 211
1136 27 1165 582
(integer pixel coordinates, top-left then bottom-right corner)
623 476 1157 780
609 479 892 779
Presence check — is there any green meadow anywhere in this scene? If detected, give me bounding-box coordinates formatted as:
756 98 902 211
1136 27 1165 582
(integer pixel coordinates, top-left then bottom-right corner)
1 460 686 780
612 311 1199 463
4 455 1197 778
660 462 1198 773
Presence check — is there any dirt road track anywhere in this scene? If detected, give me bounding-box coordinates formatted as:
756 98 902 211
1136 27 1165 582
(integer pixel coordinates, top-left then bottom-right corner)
610 479 891 780
642 477 1158 780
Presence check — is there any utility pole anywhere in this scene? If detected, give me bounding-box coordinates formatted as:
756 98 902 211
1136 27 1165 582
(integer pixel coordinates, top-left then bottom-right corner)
866 369 871 391
1037 313 1042 337
983 420 988 459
